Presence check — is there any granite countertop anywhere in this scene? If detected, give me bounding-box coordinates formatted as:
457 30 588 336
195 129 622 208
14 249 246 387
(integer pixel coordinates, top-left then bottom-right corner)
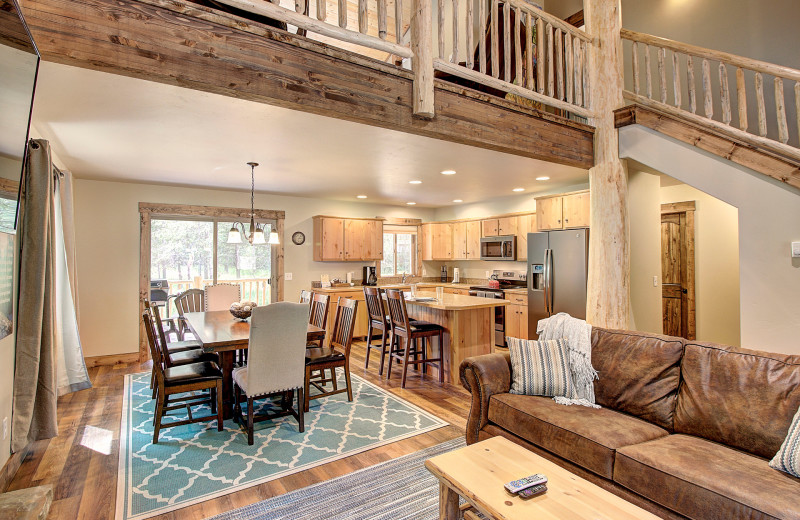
310 282 477 293
403 291 509 310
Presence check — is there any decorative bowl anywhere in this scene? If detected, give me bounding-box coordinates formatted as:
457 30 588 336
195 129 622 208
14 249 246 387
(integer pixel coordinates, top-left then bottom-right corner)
230 301 257 320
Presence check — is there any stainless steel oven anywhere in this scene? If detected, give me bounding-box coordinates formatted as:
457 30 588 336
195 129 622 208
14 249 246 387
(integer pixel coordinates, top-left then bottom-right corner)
468 289 506 348
480 235 517 261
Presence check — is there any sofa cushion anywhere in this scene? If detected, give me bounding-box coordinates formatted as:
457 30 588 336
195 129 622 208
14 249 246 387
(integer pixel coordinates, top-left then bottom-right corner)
674 341 800 459
507 338 574 398
591 328 684 431
770 405 800 478
614 434 800 520
488 393 669 479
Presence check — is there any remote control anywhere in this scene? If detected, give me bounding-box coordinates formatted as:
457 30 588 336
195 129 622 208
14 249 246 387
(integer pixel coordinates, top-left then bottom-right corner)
504 474 548 494
518 483 547 499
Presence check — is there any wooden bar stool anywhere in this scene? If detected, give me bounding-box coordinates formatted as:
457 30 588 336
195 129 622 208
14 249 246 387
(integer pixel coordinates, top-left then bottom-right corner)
384 289 445 388
363 287 390 375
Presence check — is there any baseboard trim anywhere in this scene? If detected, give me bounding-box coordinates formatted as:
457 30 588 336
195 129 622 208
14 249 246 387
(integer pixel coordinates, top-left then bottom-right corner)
85 353 140 368
0 444 33 493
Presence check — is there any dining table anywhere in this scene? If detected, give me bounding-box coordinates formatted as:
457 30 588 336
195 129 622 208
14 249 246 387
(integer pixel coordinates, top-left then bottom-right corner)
182 310 326 419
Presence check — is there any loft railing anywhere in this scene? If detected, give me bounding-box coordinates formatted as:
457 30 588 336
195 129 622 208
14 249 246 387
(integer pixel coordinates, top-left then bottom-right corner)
164 278 272 315
433 0 594 118
621 29 800 161
211 0 592 119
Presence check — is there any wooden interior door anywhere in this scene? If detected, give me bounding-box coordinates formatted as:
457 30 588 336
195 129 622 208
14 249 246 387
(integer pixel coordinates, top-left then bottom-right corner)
661 204 696 339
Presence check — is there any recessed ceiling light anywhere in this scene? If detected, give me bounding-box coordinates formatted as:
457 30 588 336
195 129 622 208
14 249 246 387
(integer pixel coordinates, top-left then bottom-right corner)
512 188 525 192
453 199 463 203
356 195 367 199
440 170 456 175
409 180 422 184
406 202 416 205
536 176 550 181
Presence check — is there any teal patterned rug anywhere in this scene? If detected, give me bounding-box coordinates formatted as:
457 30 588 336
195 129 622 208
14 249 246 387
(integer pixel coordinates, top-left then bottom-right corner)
116 371 447 520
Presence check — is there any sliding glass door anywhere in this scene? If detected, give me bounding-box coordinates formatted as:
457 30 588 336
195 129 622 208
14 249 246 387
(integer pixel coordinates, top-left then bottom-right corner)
150 217 277 316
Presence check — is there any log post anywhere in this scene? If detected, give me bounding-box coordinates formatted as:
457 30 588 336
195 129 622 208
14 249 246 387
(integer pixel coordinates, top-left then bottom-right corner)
411 0 435 118
584 0 629 329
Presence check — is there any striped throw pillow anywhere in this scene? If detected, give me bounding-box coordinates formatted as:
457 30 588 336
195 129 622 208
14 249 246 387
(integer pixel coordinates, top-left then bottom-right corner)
507 337 574 398
770 406 800 478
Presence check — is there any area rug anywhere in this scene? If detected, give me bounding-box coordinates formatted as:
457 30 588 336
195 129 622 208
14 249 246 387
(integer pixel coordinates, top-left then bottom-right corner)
116 371 447 520
208 437 467 520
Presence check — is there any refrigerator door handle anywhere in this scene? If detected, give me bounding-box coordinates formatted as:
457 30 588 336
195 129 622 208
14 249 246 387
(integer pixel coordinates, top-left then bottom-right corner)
544 248 552 315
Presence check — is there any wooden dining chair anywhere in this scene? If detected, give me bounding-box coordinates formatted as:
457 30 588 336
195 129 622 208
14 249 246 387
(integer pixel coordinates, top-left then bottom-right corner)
232 302 309 445
385 289 445 388
307 293 330 348
173 289 205 340
143 310 224 444
363 287 391 375
304 297 358 412
204 283 242 311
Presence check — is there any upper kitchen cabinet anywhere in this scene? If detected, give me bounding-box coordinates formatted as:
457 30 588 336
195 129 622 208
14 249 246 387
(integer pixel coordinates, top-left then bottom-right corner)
430 222 453 260
481 219 498 237
516 214 537 261
453 220 481 260
536 190 590 230
313 216 383 261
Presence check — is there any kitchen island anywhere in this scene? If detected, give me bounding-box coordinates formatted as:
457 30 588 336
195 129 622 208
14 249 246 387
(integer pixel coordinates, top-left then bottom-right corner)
402 291 508 385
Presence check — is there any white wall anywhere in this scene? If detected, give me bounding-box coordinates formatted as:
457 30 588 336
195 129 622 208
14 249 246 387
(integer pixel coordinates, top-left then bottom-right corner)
627 169 662 333
73 178 434 358
620 125 800 354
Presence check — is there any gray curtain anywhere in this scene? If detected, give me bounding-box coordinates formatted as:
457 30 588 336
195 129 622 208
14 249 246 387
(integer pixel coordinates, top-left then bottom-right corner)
12 139 90 453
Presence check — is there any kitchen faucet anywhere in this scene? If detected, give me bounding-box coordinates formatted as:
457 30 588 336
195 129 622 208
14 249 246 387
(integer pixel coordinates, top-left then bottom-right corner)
401 272 409 284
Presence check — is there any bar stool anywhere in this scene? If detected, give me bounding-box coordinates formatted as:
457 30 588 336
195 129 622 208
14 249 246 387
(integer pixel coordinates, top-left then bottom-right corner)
363 287 390 374
384 289 445 388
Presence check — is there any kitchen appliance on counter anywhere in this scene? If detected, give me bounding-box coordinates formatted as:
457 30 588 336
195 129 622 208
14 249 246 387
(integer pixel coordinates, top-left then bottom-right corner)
528 229 589 338
453 267 460 283
469 270 527 348
480 235 517 261
440 265 448 282
362 266 377 286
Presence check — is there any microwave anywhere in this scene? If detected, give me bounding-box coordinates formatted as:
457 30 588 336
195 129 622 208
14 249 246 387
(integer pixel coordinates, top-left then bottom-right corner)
480 235 517 261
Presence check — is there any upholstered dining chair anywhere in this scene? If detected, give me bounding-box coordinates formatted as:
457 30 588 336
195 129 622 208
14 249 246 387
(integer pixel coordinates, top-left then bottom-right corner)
385 289 444 388
304 297 358 412
232 302 309 445
204 283 242 311
142 310 223 444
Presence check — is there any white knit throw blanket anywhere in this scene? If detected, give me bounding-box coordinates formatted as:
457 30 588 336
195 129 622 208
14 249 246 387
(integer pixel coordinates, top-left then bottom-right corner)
537 313 600 408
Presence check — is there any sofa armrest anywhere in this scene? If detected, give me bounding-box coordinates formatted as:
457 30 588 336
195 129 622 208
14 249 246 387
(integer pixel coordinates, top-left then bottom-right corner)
459 353 512 444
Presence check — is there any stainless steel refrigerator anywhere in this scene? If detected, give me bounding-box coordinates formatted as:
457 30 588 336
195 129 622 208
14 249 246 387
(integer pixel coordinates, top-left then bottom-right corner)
527 229 589 337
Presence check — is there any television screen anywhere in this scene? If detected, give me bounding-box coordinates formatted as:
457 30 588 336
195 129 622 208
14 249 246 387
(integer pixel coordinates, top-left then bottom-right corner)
0 0 39 233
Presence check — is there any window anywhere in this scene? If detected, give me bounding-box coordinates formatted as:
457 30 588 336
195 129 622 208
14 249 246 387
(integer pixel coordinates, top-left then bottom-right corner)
381 225 417 277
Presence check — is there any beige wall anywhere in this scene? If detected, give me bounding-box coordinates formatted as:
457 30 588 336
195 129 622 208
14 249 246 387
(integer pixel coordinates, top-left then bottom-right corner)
627 169 662 334
621 125 799 354
73 178 434 358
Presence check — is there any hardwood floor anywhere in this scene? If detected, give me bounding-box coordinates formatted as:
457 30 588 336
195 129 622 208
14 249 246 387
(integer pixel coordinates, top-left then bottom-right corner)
6 341 471 519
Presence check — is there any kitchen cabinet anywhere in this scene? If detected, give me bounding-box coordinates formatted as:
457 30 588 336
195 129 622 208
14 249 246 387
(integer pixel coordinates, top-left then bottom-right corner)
497 216 517 236
313 216 383 261
443 287 470 295
481 219 499 237
420 223 433 261
505 292 529 340
430 222 453 260
317 289 369 342
516 214 537 262
453 220 481 260
536 190 590 230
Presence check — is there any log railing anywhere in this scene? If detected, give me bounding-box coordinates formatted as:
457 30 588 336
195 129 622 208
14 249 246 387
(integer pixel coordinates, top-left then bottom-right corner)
622 29 800 161
432 0 594 118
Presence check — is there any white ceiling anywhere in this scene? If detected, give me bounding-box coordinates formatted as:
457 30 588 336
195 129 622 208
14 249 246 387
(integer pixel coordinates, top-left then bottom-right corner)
31 62 589 208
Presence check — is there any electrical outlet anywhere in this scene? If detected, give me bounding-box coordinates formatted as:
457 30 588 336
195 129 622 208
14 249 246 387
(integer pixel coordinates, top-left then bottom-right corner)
2 417 7 440
485 271 491 278
285 273 293 281
653 276 658 287
792 242 800 258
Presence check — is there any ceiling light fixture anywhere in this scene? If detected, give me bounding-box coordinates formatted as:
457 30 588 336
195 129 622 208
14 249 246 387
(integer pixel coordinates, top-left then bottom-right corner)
357 195 368 199
453 199 463 203
512 188 525 192
536 176 550 181
406 202 417 205
409 180 422 184
440 170 456 175
227 162 279 246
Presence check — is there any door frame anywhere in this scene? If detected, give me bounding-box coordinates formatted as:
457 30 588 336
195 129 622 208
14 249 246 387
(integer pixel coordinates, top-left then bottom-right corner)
660 201 696 340
138 202 285 362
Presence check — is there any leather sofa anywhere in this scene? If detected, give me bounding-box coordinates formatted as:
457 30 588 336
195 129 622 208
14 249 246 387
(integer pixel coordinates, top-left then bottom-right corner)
459 328 800 520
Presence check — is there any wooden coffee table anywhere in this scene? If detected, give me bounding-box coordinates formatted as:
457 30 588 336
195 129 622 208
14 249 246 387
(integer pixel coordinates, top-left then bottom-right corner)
424 436 660 520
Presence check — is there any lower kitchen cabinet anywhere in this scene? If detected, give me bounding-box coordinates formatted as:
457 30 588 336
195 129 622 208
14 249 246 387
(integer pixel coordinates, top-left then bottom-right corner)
321 290 369 342
443 287 470 295
505 292 529 340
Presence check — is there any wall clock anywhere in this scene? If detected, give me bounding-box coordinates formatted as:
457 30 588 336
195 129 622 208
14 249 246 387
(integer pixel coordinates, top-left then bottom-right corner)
292 231 305 245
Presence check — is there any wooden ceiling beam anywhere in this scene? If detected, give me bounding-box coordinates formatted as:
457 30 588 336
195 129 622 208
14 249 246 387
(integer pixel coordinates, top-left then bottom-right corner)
19 0 594 169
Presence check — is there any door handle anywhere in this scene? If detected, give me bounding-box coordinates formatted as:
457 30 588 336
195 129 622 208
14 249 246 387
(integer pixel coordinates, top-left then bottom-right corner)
682 288 688 294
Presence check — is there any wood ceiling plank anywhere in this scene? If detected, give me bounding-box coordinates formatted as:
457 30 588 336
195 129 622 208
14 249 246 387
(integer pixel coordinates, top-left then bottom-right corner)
21 0 594 168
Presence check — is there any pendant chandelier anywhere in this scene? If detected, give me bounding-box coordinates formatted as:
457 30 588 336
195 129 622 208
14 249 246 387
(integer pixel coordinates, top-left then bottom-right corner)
226 162 279 245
